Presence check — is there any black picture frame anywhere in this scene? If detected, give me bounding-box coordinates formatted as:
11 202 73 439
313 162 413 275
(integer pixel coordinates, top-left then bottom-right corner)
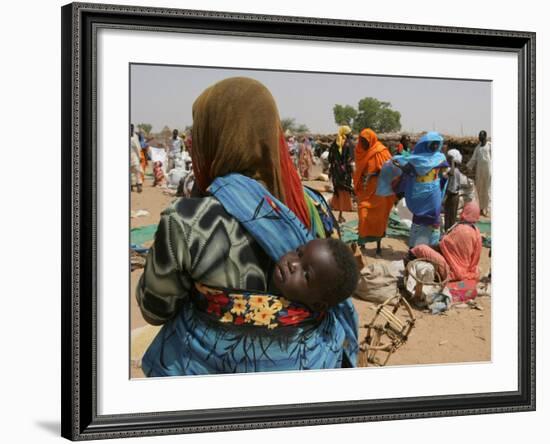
61 2 536 440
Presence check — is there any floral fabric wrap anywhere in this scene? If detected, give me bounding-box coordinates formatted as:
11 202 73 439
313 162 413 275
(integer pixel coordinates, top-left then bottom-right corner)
194 283 323 329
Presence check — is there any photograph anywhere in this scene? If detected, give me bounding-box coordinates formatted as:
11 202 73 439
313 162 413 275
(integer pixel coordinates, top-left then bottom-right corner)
3 0 547 443
59 1 536 439
129 65 493 378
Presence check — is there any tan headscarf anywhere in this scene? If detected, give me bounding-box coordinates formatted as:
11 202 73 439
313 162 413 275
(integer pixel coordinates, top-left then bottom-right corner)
191 77 284 200
336 125 352 153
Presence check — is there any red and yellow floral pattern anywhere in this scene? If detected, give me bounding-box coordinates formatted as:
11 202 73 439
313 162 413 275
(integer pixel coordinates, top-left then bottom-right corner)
194 283 320 329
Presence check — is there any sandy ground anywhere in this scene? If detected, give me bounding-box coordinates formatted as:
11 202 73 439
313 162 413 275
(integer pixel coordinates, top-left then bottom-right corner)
130 162 491 378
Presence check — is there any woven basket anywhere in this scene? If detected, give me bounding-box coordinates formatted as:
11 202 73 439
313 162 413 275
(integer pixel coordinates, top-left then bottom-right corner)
358 291 416 367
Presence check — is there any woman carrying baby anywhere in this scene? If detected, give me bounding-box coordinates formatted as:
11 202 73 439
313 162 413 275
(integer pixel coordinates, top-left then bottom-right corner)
136 77 359 376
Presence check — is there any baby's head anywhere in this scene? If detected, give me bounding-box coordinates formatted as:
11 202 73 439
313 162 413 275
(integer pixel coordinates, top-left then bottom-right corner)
271 238 360 312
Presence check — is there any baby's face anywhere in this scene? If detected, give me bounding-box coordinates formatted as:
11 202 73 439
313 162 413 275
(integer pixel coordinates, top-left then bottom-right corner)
272 239 338 310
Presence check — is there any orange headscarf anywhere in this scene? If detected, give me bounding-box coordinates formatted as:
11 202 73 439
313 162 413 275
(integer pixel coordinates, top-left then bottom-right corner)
353 128 390 195
352 128 394 239
191 77 310 228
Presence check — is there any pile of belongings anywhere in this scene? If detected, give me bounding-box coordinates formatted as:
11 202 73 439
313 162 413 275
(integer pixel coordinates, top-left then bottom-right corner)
404 259 484 314
405 260 452 314
354 261 404 305
130 243 149 271
166 152 193 189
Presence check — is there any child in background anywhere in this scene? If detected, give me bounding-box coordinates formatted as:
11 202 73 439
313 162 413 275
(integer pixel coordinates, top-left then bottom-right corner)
395 134 411 155
152 161 166 187
443 149 465 231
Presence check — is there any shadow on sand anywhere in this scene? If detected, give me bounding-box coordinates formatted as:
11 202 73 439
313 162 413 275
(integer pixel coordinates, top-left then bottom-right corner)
35 421 59 436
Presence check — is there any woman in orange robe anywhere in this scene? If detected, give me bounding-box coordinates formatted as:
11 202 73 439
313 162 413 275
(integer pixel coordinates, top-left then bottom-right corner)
353 128 395 256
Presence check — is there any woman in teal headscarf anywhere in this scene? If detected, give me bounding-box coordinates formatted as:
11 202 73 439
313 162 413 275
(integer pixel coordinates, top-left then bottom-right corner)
378 132 448 247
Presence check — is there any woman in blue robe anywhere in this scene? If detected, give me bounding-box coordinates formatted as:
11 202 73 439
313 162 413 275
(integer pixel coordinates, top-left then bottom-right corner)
377 132 448 247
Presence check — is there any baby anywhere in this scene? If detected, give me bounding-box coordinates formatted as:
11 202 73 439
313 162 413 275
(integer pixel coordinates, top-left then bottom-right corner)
270 238 360 312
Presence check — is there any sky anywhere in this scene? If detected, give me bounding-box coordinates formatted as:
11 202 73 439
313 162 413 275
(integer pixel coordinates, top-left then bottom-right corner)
130 64 491 136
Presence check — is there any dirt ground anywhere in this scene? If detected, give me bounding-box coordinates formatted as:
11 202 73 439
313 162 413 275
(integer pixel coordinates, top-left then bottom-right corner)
130 162 491 378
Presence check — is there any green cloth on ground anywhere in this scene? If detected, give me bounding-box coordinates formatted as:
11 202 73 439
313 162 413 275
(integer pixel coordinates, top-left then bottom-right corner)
340 220 359 244
475 220 491 248
476 220 491 234
387 212 411 238
340 212 410 244
341 213 492 246
131 215 491 248
131 224 158 246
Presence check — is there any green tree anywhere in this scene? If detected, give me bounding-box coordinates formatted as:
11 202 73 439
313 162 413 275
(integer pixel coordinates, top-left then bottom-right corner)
332 98 401 134
333 104 357 127
281 117 297 133
296 124 309 134
353 98 401 133
137 123 152 134
281 117 309 134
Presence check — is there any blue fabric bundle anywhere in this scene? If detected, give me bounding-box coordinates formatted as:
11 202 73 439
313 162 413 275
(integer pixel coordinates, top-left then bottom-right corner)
376 159 403 196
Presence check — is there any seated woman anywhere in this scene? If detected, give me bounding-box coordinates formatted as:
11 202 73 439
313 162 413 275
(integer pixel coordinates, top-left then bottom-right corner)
405 202 482 283
136 77 359 376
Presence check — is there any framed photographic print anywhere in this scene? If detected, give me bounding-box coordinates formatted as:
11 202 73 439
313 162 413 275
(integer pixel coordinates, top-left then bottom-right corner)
61 2 535 440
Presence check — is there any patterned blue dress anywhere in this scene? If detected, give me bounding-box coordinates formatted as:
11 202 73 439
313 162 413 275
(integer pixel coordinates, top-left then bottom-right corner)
138 174 358 376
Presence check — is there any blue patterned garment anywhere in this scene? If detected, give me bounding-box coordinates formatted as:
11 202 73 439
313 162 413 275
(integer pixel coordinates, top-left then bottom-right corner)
392 132 448 225
208 174 313 261
141 174 359 376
